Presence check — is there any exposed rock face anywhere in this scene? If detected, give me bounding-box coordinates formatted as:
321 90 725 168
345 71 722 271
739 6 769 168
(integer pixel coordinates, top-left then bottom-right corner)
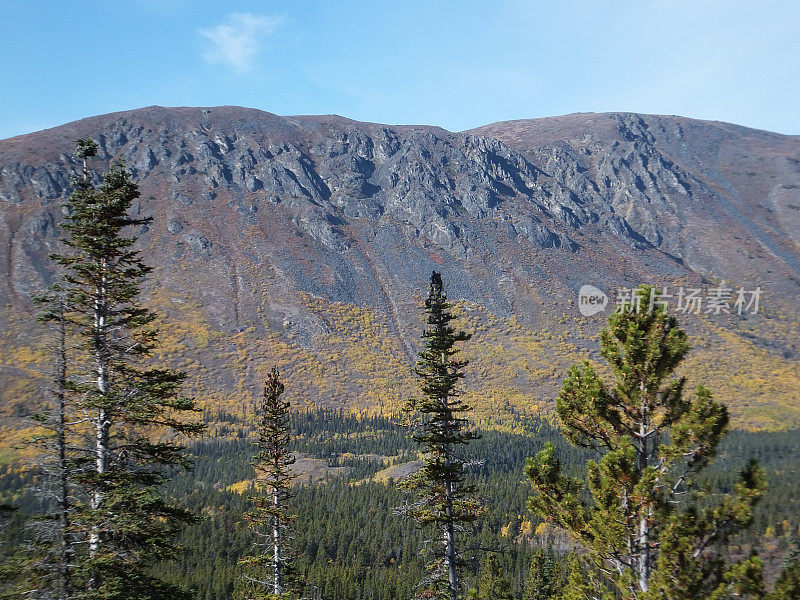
472 114 800 282
1 106 799 427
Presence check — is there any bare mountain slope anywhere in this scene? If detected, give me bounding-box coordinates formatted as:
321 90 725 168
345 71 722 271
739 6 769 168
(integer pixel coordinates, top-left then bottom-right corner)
1 106 799 433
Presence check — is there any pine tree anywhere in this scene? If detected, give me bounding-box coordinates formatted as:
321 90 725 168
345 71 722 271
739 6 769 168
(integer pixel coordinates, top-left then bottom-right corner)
237 367 298 600
49 140 203 599
404 272 483 600
525 285 765 600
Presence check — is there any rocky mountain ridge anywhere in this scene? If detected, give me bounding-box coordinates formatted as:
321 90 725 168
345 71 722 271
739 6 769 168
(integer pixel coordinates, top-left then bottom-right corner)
1 106 799 431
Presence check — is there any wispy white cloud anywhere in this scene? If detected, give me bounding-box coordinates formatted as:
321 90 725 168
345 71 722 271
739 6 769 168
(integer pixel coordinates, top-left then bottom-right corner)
198 13 283 73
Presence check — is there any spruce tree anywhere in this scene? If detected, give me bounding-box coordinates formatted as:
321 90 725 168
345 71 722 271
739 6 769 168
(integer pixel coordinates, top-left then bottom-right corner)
237 367 298 600
525 285 765 600
404 272 483 600
50 140 203 599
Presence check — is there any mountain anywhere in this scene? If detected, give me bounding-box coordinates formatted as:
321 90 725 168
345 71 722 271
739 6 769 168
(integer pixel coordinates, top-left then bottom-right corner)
1 106 800 434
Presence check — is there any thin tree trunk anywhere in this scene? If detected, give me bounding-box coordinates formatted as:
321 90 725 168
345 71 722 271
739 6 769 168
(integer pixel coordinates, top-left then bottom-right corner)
637 381 650 594
441 347 459 600
444 468 458 600
55 300 72 600
89 267 109 591
273 486 282 596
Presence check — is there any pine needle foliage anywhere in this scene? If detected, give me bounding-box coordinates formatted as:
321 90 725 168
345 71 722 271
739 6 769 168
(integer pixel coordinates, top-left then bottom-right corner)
404 272 484 600
525 285 766 600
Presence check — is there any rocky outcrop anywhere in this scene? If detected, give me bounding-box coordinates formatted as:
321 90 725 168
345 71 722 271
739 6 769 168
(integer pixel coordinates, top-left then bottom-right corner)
1 106 799 422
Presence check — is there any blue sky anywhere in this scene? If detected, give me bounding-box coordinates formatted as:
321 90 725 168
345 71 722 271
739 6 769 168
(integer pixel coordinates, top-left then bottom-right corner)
1 0 798 139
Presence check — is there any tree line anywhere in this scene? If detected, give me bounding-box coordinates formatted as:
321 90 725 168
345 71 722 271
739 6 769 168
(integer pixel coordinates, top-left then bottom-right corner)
1 142 799 599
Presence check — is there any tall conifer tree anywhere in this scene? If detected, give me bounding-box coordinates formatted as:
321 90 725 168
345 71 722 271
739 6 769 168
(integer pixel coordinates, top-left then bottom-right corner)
50 140 203 599
404 272 483 600
525 285 765 600
238 367 298 600
25 287 76 600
